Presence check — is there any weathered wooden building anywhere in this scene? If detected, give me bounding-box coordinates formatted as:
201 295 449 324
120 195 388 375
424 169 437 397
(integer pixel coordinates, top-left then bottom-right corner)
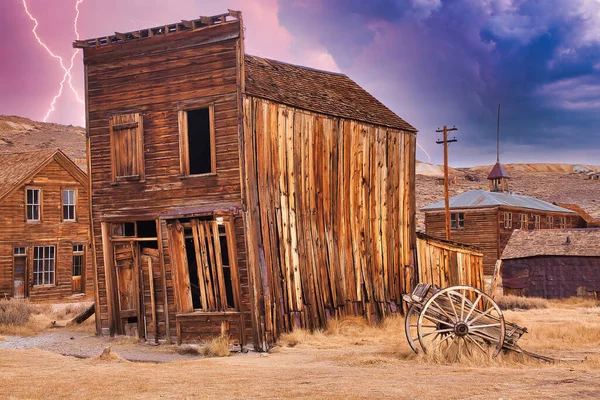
553 203 600 228
0 149 92 301
75 11 417 350
501 229 600 299
415 232 484 290
422 163 579 275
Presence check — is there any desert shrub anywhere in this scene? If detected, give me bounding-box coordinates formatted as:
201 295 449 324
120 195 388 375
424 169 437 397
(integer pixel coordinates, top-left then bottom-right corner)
0 299 36 326
496 295 547 310
176 344 201 355
200 335 230 357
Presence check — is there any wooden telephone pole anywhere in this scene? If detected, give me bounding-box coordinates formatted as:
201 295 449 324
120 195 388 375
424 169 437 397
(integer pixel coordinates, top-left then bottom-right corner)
436 126 458 240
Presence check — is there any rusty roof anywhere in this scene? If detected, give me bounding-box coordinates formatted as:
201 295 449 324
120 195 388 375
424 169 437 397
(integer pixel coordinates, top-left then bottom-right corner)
487 162 511 180
554 203 600 227
245 55 417 132
501 228 600 259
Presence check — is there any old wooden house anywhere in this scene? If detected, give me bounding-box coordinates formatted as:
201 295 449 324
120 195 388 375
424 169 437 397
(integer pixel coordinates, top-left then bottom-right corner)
75 11 417 350
553 203 600 228
422 163 579 276
0 149 92 301
501 229 600 299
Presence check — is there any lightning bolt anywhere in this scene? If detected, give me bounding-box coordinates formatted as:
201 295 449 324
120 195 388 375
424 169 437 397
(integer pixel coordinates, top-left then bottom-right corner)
416 142 431 163
22 0 85 124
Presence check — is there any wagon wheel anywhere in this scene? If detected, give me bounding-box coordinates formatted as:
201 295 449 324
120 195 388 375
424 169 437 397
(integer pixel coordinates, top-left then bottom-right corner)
405 303 422 353
417 285 505 361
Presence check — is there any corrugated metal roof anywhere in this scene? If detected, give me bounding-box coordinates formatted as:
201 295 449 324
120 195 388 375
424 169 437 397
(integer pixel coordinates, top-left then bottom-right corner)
421 190 577 213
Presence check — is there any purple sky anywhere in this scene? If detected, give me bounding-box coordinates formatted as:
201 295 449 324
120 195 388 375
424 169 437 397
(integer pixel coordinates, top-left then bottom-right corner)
1 0 599 166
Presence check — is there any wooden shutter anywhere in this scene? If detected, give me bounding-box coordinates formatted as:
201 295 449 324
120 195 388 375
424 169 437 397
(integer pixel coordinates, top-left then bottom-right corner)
167 220 193 312
109 113 145 182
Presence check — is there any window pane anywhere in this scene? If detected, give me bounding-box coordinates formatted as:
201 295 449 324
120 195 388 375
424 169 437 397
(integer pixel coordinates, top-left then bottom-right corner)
186 108 212 175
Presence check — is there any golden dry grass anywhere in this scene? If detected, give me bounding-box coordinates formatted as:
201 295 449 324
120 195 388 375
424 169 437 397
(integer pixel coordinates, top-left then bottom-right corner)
200 335 231 357
496 294 548 310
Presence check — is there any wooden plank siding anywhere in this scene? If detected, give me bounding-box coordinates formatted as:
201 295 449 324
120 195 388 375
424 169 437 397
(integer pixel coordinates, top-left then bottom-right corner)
242 96 417 336
415 233 484 290
0 159 92 301
425 206 580 275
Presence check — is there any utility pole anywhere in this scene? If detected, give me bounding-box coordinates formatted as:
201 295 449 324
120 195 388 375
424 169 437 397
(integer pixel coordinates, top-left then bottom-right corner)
436 126 458 240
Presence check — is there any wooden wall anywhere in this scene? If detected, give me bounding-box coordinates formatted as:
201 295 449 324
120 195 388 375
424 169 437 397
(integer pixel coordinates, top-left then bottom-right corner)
415 233 484 290
502 256 600 299
83 20 258 343
425 208 498 275
0 159 92 301
242 96 417 343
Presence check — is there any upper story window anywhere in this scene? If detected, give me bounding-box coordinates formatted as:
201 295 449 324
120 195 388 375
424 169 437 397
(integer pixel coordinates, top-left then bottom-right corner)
109 113 145 183
547 216 554 228
62 189 76 221
520 214 528 229
534 215 541 229
179 106 216 176
450 213 465 230
26 188 41 221
503 212 512 229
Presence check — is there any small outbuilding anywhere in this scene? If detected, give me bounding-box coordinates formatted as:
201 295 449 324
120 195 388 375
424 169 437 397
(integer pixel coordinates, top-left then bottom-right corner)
500 229 600 299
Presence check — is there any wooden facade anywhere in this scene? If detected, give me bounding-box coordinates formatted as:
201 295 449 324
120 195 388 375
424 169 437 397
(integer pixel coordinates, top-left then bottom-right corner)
424 203 579 275
415 232 484 290
77 12 417 350
0 150 92 301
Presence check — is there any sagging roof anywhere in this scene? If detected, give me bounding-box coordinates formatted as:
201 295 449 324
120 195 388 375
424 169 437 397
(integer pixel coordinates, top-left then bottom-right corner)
554 203 600 227
501 228 600 259
245 55 417 132
421 189 577 213
487 162 511 180
0 149 87 202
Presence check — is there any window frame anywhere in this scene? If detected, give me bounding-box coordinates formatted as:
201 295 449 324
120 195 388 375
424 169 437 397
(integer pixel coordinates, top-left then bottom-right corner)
25 188 42 222
520 214 528 229
503 212 512 229
62 188 77 222
72 244 85 278
534 215 541 229
109 113 145 184
178 105 216 177
450 212 465 230
547 216 554 229
33 245 56 286
558 217 566 229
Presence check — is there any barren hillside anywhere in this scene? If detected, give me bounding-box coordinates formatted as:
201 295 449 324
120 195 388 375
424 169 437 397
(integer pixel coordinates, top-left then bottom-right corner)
0 116 86 170
416 162 600 232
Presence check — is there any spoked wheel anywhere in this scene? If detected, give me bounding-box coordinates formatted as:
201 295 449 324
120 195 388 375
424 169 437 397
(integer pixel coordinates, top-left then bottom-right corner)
405 304 422 353
417 286 505 361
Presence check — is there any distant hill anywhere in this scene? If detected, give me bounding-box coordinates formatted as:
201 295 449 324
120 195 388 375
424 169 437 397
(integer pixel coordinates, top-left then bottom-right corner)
0 116 86 170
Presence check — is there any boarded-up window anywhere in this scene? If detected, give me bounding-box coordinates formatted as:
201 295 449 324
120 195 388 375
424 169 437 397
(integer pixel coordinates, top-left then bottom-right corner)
179 107 215 176
109 113 145 182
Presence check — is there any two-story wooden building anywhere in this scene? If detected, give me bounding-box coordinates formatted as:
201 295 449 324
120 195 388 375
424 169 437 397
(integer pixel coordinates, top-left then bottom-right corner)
0 149 92 301
75 11 417 350
422 162 579 275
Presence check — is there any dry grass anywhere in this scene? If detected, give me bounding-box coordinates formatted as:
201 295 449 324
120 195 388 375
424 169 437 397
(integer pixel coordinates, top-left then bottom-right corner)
496 294 548 310
176 344 201 356
549 297 600 309
200 335 231 357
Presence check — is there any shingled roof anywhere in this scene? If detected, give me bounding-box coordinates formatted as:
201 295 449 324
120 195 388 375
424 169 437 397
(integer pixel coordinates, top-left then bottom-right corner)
487 162 511 180
0 149 87 202
501 229 600 259
244 55 417 132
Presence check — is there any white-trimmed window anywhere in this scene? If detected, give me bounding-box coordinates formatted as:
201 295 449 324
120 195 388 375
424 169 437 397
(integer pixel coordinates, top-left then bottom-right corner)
503 212 512 229
547 216 554 229
72 244 84 277
520 214 528 229
33 246 55 286
450 213 465 230
26 188 41 221
558 217 565 229
534 215 541 229
63 189 76 221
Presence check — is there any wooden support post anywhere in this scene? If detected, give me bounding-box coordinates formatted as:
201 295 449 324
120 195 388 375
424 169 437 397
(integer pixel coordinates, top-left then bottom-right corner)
147 256 158 343
490 260 502 299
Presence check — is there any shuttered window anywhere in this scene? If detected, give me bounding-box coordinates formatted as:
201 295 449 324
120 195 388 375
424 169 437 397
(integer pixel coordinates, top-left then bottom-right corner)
109 113 145 182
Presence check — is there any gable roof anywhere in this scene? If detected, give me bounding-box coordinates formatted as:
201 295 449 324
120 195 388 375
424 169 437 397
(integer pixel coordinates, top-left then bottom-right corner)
501 228 600 259
244 55 417 132
553 203 600 227
421 189 576 213
0 149 87 203
487 162 511 180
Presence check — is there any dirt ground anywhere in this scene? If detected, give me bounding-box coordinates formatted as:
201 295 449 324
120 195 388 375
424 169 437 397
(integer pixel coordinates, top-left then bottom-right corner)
1 301 599 399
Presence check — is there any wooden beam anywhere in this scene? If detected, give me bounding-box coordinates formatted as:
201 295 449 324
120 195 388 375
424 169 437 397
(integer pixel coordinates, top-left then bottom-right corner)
114 32 127 41
155 220 171 343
